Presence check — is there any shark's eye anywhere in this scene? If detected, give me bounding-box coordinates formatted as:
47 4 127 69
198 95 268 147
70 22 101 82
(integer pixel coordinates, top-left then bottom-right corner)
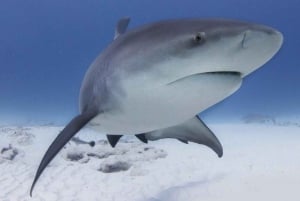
194 32 205 43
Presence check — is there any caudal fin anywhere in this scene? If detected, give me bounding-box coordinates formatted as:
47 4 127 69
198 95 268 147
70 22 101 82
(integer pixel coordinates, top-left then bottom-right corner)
30 112 96 196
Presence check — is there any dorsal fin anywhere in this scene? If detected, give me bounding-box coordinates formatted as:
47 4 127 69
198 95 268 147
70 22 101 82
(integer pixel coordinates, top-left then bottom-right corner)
114 17 130 39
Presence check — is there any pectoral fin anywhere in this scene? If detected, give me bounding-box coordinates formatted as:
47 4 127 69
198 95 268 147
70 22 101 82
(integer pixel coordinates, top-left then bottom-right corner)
145 116 223 158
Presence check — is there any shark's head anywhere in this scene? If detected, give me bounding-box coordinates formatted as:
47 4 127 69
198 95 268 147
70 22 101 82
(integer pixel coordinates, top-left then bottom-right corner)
150 19 283 78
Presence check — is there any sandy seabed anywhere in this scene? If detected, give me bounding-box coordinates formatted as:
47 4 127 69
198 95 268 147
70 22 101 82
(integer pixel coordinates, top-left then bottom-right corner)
0 124 299 201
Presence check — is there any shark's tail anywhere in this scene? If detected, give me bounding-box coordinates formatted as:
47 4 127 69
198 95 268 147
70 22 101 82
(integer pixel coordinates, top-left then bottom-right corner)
30 112 96 196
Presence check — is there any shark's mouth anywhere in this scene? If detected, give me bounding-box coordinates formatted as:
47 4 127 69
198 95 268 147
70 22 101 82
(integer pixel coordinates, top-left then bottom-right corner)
167 71 242 85
205 71 242 76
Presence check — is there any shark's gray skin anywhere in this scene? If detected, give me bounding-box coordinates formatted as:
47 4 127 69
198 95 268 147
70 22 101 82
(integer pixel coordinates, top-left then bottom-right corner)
30 17 283 195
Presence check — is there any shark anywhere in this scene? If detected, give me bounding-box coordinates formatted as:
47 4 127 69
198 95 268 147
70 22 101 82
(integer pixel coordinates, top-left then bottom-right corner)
30 17 283 195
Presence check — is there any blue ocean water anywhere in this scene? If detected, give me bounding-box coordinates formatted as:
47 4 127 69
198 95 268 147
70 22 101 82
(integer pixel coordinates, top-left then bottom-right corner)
0 0 299 125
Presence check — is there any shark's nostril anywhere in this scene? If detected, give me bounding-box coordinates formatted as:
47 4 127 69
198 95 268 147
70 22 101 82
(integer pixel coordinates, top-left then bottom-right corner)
241 32 248 48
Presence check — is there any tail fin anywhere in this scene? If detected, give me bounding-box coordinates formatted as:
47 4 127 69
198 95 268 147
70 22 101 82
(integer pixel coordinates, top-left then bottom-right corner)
30 112 96 196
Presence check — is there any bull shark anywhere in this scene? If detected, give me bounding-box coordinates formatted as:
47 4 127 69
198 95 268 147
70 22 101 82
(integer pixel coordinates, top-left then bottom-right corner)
30 17 283 195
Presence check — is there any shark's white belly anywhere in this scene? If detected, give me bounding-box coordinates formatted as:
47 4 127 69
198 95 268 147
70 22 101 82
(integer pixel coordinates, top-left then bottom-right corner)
89 72 242 134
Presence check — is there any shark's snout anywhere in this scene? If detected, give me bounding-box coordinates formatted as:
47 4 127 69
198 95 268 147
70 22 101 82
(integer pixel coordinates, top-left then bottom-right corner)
241 27 283 50
236 25 283 77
